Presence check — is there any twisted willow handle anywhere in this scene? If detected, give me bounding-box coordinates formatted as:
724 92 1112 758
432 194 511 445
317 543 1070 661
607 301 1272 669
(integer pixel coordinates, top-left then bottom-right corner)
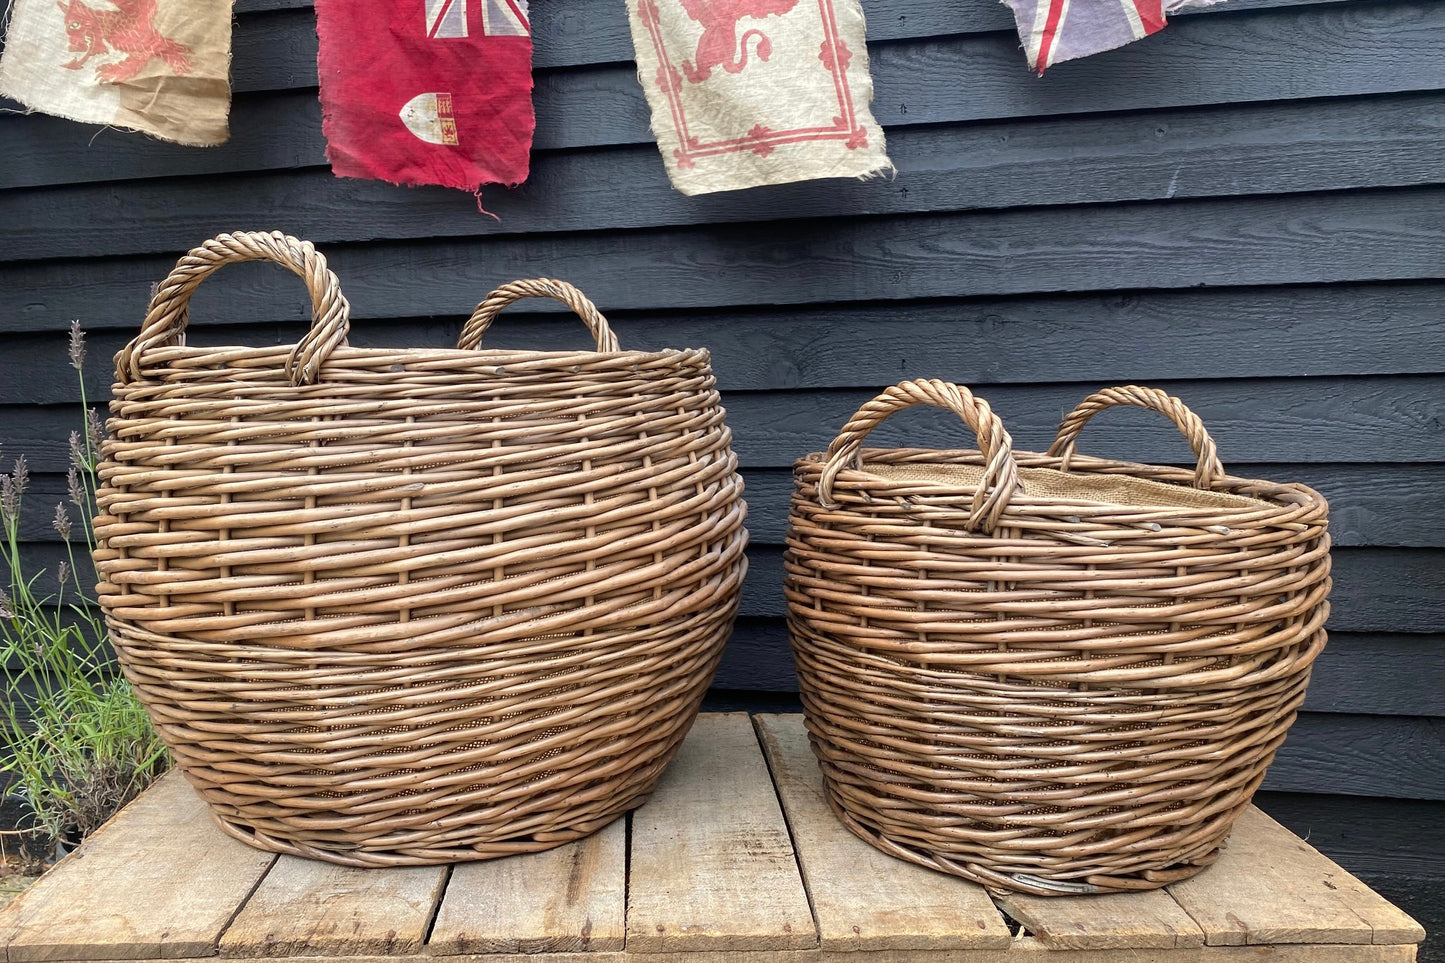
457 278 620 352
116 231 351 386
1047 385 1225 489
818 379 1019 534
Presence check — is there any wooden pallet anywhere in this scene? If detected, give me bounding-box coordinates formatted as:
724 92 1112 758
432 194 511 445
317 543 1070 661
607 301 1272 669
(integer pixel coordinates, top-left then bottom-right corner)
0 714 1424 963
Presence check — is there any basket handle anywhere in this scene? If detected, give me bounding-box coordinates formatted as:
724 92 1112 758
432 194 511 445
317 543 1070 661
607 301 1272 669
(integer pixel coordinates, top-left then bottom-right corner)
1046 385 1225 489
818 379 1019 533
457 278 620 351
116 231 351 386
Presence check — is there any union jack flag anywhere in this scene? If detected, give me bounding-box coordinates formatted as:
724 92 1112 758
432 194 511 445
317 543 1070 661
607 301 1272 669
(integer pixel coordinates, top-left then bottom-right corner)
425 0 530 39
1002 0 1221 73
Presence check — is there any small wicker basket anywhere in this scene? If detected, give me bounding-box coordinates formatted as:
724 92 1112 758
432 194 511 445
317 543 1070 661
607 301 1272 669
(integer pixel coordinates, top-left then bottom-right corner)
93 231 748 866
786 379 1330 895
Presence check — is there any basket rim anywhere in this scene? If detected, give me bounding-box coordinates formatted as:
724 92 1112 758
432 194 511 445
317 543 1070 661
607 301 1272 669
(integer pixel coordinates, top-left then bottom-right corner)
793 446 1329 510
116 342 713 373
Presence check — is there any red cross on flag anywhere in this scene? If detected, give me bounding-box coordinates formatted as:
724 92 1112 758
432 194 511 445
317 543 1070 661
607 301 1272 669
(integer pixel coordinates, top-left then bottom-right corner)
1001 0 1224 73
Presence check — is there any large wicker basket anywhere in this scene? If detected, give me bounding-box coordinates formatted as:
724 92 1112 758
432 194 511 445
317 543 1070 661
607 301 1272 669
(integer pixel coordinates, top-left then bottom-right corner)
786 379 1330 895
93 231 748 866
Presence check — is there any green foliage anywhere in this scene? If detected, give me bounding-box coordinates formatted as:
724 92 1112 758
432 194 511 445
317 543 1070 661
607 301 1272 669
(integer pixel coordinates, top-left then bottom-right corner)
0 323 168 853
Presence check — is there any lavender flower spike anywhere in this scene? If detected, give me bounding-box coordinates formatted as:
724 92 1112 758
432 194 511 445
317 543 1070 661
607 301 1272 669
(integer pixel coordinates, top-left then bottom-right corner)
53 503 73 541
69 320 87 370
68 466 85 509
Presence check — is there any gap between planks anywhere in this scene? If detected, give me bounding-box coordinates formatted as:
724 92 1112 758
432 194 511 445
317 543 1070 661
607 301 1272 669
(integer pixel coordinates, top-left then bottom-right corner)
626 713 818 954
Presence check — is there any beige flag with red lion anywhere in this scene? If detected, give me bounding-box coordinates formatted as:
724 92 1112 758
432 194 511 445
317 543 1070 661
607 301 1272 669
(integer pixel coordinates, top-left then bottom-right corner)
0 0 233 146
626 0 892 195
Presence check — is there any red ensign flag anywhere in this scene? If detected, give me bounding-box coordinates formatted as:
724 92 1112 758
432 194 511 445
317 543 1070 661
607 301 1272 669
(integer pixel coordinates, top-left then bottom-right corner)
314 0 535 190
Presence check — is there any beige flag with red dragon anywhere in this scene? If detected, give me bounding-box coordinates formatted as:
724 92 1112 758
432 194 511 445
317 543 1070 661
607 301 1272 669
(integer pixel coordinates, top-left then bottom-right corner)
0 0 233 146
626 0 892 195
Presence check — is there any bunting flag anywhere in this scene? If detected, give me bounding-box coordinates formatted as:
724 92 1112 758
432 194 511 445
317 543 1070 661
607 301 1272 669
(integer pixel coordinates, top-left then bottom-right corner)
314 0 535 191
625 0 892 196
0 0 233 146
1000 0 1224 73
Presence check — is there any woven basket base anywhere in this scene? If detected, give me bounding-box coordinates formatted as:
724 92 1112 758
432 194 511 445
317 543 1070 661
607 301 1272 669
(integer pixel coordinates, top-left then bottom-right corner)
206 788 652 867
152 662 716 867
821 786 1225 896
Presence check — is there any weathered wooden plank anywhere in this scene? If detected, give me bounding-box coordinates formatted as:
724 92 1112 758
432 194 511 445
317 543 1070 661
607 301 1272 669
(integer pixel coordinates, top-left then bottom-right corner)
995 891 1204 950
1316 551 1445 636
234 0 312 10
1169 807 1426 946
25 945 1417 963
855 944 1418 962
1262 714 1445 800
427 817 626 954
0 92 323 191
726 379 1445 471
9 93 1445 258
227 8 317 94
9 282 1445 392
0 770 276 961
627 713 817 953
1256 792 1445 877
754 713 1011 951
1300 634 1443 715
218 858 445 957
9 376 1444 472
10 188 1445 330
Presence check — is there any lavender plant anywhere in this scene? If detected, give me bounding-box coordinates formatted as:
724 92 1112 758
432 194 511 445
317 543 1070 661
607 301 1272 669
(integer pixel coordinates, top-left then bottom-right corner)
0 323 168 857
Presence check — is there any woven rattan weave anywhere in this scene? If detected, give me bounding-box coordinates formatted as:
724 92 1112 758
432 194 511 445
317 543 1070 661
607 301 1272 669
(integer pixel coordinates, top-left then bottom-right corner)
786 380 1330 895
93 231 748 866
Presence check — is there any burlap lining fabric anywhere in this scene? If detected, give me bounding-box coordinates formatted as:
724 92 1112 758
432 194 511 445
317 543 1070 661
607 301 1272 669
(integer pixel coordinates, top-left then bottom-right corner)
866 461 1270 512
786 380 1331 896
93 231 748 867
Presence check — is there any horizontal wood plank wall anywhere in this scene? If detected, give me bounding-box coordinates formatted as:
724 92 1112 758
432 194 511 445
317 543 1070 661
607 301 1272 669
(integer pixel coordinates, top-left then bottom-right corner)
1 0 1441 910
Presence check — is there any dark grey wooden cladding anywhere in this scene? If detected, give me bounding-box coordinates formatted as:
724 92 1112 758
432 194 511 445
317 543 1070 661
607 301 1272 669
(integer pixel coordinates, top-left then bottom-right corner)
9 94 1445 258
8 191 1445 335
1 0 1442 842
6 377 1445 473
1251 792 1445 876
7 282 1445 382
11 463 1445 548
